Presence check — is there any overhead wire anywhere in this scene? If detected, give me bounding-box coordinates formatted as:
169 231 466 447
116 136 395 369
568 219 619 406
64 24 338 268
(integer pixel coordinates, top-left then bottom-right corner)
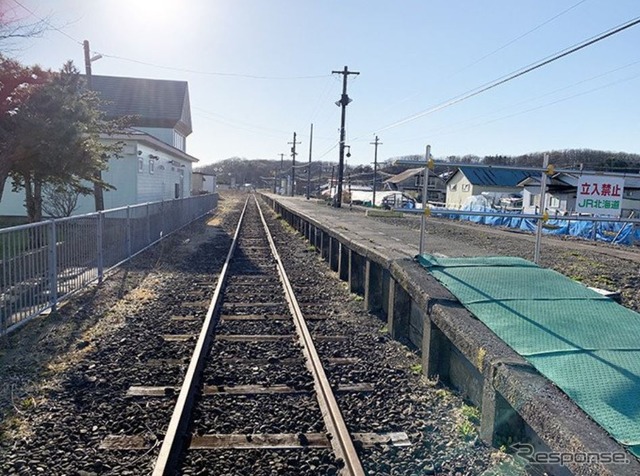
366 14 640 136
11 0 329 80
11 0 83 45
452 0 591 76
96 53 331 80
390 58 640 144
376 0 591 115
440 71 640 137
193 106 292 137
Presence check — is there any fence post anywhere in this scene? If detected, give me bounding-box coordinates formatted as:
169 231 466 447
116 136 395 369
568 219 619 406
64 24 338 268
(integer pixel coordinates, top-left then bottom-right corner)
97 212 104 283
533 154 549 264
161 200 165 240
146 203 151 244
48 220 58 311
126 206 132 259
419 144 431 256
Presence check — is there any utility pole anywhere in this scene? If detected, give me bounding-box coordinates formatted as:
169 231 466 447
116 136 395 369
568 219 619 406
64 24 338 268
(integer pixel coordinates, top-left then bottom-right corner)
84 40 105 211
306 123 313 200
331 65 359 208
330 166 335 198
273 166 277 193
370 135 382 207
278 153 284 194
83 40 93 89
288 132 300 196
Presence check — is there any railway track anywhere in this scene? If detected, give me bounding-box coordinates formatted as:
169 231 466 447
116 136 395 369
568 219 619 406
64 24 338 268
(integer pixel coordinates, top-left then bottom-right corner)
102 195 397 474
153 198 364 476
3 193 501 475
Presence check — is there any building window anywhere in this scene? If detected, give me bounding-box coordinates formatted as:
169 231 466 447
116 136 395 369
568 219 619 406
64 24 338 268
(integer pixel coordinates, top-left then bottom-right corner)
138 158 143 172
173 131 185 151
149 160 155 174
550 196 560 208
529 194 536 206
462 183 470 192
450 184 457 191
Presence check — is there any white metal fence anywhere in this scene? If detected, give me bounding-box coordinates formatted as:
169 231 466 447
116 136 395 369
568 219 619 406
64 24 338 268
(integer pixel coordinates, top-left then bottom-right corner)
1 194 218 336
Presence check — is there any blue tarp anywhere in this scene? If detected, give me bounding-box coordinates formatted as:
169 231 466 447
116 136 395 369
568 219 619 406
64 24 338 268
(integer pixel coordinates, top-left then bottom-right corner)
431 207 639 246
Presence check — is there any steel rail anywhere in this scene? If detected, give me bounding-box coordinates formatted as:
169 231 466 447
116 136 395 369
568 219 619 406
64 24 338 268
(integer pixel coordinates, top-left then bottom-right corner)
254 195 365 476
152 196 251 476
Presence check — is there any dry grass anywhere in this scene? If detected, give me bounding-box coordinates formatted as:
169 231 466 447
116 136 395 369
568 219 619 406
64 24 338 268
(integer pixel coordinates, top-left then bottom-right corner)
0 196 240 443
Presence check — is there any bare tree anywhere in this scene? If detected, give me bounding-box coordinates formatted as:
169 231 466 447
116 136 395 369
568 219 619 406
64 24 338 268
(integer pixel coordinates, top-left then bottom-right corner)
42 183 80 218
0 6 50 52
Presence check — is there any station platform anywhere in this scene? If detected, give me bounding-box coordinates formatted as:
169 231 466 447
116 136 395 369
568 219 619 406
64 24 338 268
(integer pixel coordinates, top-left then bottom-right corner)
263 195 494 259
262 193 640 476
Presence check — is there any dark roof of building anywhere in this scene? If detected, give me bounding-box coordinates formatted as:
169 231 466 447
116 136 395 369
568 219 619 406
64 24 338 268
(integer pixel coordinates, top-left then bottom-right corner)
451 166 536 187
88 75 192 135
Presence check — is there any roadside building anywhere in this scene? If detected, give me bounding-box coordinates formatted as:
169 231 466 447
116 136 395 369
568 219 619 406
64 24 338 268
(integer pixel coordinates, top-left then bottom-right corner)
0 74 199 218
192 172 217 195
519 173 640 218
445 166 536 209
383 167 446 204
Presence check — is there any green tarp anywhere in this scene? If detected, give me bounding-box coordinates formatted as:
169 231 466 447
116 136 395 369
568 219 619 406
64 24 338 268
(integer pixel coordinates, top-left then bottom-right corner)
417 254 640 456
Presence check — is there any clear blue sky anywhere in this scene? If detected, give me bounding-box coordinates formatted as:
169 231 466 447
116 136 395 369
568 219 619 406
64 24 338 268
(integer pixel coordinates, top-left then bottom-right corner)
4 0 640 167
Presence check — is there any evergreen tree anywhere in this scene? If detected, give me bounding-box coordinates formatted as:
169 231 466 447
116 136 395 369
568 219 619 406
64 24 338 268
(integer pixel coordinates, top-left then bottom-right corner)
6 61 125 222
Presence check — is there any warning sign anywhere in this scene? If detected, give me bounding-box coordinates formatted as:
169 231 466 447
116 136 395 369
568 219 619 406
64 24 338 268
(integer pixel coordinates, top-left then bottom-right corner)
576 175 624 217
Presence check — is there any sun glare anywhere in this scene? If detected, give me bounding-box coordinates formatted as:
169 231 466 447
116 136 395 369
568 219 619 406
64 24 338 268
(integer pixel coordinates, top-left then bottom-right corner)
119 0 184 25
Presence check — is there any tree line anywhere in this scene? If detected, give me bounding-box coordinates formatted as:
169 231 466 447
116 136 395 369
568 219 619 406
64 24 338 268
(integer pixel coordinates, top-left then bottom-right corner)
199 148 640 189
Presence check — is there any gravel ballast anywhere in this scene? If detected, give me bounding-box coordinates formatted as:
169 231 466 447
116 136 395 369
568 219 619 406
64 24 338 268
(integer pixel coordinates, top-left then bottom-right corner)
4 192 629 474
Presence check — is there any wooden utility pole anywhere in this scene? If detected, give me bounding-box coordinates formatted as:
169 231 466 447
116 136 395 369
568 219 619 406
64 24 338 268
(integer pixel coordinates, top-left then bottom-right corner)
331 65 359 208
278 153 284 194
370 135 382 207
330 166 335 198
306 123 313 200
288 132 300 196
84 40 105 211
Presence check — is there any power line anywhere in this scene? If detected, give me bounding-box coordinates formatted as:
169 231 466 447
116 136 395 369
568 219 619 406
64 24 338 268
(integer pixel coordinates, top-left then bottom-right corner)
11 0 328 81
97 53 330 80
380 0 591 115
390 58 640 144
193 106 292 136
11 0 83 45
440 71 640 137
455 0 591 76
372 14 640 134
317 142 340 160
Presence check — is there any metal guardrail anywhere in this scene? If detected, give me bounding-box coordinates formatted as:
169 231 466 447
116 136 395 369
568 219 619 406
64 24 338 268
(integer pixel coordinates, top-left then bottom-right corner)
1 194 218 336
399 206 639 263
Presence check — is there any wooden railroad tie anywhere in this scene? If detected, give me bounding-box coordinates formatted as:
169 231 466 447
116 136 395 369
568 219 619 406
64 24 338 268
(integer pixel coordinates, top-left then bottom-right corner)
100 431 410 451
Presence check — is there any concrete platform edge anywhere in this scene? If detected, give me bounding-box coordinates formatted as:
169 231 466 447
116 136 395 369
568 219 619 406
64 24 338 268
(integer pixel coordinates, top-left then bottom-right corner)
262 193 640 476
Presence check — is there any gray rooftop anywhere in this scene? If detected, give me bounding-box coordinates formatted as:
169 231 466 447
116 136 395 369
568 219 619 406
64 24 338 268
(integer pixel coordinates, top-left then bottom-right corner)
88 75 192 136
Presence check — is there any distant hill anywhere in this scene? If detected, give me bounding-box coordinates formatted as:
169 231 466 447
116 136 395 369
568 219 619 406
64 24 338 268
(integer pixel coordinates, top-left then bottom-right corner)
387 149 640 175
198 149 640 188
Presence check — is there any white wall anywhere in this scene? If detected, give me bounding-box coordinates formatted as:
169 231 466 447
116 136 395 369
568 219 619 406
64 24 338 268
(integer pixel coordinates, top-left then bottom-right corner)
0 139 195 217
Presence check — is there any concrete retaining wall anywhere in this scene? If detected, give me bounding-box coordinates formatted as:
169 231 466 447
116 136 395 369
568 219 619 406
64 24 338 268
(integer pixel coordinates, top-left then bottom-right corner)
264 194 640 476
